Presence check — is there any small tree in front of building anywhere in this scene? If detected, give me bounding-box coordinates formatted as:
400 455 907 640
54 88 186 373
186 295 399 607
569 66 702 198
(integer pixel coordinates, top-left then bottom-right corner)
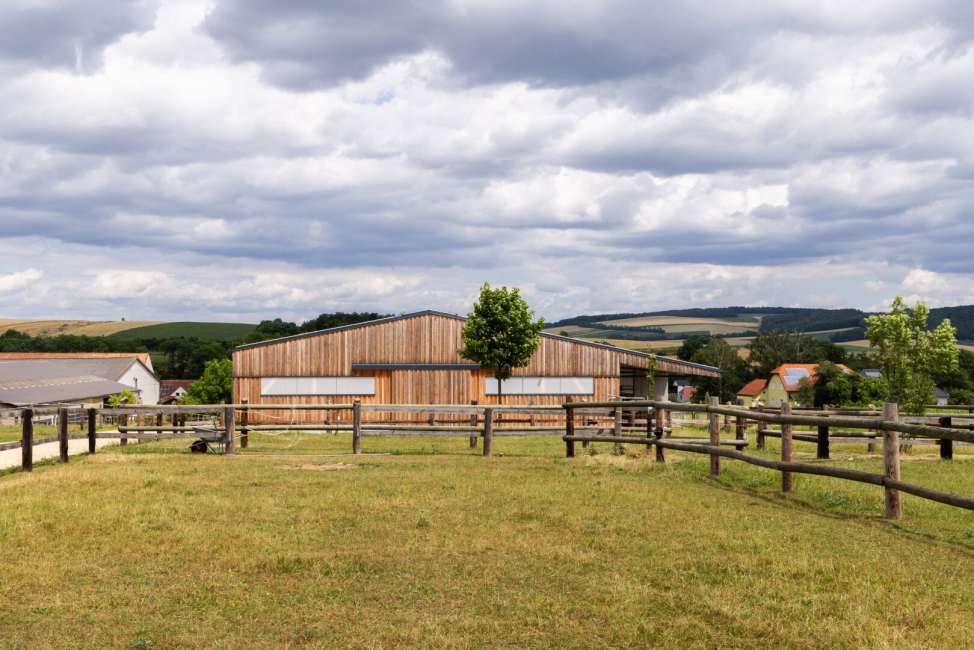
182 358 233 405
458 283 545 404
865 296 957 415
108 388 139 407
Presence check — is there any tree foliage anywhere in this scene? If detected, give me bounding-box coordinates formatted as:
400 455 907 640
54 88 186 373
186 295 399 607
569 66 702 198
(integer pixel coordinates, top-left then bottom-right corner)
182 359 233 405
865 296 958 414
108 388 139 407
458 284 544 400
690 338 747 404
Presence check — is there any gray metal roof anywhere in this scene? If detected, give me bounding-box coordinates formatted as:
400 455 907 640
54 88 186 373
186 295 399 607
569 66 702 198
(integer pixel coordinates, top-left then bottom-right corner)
0 361 135 406
233 309 724 375
15 357 137 381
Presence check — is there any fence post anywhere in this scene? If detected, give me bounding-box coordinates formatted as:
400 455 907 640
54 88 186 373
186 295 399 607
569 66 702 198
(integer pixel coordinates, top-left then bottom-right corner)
137 413 145 444
940 416 953 460
724 407 731 438
883 402 902 520
225 405 236 456
240 398 249 449
352 400 362 455
757 405 766 450
709 396 720 476
58 407 69 463
817 426 830 459
469 399 479 449
119 413 128 447
735 398 745 440
781 402 793 492
613 403 623 454
21 408 33 472
88 408 97 454
581 398 590 449
483 407 494 457
654 405 665 463
565 397 575 458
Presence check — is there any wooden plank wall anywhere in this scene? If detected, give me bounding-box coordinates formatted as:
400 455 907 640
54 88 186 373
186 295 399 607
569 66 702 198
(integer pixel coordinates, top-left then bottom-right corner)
233 312 709 423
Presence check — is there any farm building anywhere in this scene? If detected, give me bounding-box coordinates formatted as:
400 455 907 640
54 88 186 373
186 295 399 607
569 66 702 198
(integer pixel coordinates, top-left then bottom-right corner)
0 353 160 404
0 360 136 408
764 363 854 408
232 310 722 421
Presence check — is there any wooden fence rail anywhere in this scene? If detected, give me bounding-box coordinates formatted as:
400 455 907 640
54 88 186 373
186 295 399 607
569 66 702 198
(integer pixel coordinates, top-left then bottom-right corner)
8 399 974 520
561 399 974 519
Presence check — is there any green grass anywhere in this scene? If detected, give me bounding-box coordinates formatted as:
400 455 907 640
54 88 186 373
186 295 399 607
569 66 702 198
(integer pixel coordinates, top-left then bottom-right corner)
107 321 257 341
3 428 974 647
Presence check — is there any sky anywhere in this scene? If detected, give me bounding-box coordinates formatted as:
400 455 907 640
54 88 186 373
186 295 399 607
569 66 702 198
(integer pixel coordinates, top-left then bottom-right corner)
2 0 974 324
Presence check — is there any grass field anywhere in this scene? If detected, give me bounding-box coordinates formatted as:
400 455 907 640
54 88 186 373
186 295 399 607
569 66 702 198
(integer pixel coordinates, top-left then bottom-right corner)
3 426 974 647
107 321 257 341
0 318 161 337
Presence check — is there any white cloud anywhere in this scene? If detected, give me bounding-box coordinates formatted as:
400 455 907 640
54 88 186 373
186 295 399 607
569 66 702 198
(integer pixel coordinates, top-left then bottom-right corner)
0 0 973 321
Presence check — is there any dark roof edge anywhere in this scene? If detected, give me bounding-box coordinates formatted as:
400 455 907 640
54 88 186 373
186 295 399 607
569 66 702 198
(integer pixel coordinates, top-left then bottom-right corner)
232 309 723 375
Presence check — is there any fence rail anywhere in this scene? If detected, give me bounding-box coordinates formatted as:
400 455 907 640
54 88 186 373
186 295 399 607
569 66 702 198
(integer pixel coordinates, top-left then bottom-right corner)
7 399 974 519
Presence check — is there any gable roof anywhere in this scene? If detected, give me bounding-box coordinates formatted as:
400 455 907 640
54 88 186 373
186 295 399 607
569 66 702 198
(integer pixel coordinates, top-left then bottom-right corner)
232 309 723 376
0 361 136 406
737 378 768 397
770 363 854 392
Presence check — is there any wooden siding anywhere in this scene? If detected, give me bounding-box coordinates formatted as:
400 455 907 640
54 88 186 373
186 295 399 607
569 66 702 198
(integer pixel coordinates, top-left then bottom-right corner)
232 312 716 422
234 312 654 377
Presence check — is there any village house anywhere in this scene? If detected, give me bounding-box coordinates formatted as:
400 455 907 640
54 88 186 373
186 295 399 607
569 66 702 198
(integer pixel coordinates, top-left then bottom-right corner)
764 363 854 408
160 379 196 404
736 378 768 407
232 310 723 421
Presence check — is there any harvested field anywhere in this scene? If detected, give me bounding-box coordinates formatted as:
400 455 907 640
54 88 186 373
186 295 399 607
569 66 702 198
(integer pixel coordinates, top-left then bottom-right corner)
0 318 161 337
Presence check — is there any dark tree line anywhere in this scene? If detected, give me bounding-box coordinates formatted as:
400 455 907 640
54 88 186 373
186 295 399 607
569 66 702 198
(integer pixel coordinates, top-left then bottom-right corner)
0 311 388 380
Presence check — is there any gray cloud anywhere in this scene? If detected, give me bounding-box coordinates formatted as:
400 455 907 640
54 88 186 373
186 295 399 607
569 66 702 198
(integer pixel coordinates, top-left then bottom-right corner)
0 1 158 72
0 0 973 321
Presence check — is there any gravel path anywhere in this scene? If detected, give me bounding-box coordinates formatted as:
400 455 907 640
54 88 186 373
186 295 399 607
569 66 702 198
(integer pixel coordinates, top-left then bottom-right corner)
0 436 120 470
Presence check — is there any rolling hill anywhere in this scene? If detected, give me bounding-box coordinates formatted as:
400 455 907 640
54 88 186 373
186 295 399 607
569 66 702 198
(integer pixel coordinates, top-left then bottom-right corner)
0 318 256 341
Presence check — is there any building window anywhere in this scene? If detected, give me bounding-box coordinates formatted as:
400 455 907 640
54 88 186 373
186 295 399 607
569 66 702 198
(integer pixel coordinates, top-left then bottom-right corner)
260 377 376 396
485 377 594 396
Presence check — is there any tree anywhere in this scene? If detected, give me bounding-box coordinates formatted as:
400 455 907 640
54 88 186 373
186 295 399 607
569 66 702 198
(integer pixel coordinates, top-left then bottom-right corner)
108 388 139 407
865 296 958 414
182 358 233 405
796 377 816 407
676 335 709 362
690 338 747 403
747 330 797 377
458 284 545 403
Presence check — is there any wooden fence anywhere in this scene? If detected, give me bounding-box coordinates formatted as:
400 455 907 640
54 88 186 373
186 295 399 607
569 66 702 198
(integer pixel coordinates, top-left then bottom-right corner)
6 399 974 520
562 398 974 520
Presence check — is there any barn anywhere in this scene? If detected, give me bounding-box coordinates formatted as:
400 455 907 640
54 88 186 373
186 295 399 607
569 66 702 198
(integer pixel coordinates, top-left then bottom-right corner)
232 310 721 421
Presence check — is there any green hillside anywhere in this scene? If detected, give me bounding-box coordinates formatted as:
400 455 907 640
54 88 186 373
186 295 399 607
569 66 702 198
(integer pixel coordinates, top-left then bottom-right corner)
107 321 257 341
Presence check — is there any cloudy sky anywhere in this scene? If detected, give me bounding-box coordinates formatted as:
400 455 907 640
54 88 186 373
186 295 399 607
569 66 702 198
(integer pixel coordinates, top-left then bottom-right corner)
2 0 973 323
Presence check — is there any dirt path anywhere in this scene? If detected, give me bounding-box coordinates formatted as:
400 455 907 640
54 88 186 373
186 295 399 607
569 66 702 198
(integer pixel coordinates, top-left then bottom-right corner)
0 437 119 470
